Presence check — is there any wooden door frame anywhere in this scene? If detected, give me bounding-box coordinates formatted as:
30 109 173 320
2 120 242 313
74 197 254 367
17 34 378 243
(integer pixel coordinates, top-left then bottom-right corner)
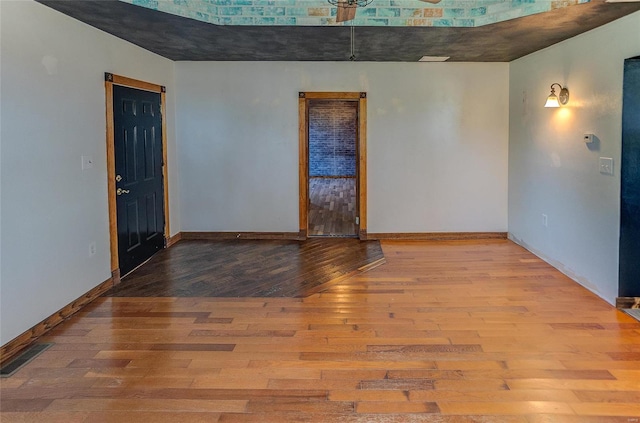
298 92 367 240
105 73 170 282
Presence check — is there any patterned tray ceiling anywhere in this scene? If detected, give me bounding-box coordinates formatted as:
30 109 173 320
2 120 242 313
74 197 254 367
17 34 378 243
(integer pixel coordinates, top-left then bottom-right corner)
120 0 590 27
37 0 640 61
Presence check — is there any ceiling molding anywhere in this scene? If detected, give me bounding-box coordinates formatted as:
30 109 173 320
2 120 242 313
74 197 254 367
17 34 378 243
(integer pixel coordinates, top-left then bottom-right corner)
36 0 640 62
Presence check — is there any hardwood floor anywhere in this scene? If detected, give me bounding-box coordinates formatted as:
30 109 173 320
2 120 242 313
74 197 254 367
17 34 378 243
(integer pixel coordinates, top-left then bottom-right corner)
106 239 384 298
2 239 640 422
308 177 356 237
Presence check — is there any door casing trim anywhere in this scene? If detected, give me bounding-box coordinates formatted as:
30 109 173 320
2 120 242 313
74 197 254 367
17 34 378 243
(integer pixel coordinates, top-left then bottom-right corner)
298 92 367 239
105 73 170 281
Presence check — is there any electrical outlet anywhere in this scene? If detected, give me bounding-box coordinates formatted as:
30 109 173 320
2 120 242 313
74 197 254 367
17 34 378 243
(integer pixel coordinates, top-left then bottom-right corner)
542 214 548 227
89 242 97 257
81 155 94 170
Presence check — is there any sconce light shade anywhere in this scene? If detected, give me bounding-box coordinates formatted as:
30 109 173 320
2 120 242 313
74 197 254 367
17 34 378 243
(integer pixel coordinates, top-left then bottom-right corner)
544 83 570 108
544 94 560 108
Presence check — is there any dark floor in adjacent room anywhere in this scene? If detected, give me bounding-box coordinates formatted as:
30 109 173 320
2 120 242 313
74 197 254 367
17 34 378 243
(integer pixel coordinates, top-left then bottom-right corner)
308 177 357 237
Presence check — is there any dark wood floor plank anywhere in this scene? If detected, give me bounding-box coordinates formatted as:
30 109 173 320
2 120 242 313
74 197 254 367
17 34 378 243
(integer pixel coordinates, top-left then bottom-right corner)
106 239 384 298
148 344 235 351
308 177 357 237
66 359 131 368
0 399 54 412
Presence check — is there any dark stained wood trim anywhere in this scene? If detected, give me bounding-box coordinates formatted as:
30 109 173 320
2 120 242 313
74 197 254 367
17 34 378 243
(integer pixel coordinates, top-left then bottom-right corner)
368 232 508 241
299 92 367 240
105 79 117 272
161 90 170 244
0 277 114 366
358 95 367 236
616 297 640 309
181 232 304 241
105 73 170 272
111 268 121 287
110 74 163 93
302 92 362 100
298 96 308 238
166 232 183 247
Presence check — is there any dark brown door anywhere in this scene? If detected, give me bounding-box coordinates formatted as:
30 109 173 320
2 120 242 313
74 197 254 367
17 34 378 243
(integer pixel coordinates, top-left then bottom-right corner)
113 85 165 275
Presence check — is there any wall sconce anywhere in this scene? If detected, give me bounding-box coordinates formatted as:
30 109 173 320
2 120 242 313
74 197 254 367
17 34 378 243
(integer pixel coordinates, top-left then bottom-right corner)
544 83 570 108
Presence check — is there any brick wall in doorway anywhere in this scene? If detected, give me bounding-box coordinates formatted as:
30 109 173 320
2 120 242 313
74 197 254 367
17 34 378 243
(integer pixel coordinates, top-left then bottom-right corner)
309 100 357 177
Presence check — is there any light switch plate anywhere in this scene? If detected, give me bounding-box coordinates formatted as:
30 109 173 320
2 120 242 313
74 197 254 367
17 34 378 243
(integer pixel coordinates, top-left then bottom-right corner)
599 157 614 175
81 155 94 170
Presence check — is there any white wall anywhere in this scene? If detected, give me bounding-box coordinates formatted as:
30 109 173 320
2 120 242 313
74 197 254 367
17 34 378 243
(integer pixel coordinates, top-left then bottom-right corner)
175 62 509 233
0 0 179 345
509 11 640 304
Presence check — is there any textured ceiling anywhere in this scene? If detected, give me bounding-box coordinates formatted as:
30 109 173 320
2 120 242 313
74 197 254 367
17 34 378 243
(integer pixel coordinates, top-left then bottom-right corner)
118 0 590 27
37 0 640 61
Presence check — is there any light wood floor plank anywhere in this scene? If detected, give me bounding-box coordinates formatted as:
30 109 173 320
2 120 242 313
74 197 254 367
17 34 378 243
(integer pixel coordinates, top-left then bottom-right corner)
2 239 639 421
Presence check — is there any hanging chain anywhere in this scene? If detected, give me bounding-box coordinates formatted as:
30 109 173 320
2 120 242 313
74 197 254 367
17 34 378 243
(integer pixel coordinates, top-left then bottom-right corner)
349 24 356 61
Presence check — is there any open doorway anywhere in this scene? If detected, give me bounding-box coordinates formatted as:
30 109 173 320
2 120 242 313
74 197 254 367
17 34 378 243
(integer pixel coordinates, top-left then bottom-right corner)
308 100 358 237
298 92 367 240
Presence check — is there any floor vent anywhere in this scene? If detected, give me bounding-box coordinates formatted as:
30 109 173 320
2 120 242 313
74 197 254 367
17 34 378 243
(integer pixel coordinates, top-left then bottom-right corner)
623 308 640 322
0 343 53 378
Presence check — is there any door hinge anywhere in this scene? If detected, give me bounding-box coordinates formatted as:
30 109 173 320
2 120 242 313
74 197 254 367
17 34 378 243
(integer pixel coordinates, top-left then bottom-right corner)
355 217 360 225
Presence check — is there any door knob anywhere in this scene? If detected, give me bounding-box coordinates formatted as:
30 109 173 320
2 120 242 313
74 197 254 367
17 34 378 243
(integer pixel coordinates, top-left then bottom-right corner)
115 175 123 182
116 188 130 196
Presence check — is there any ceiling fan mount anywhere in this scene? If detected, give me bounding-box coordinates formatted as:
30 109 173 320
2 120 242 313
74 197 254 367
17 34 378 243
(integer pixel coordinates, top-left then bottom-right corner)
327 0 373 6
329 0 442 23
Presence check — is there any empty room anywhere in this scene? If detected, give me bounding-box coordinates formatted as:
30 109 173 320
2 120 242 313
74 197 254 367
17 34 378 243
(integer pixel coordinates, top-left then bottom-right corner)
1 0 640 421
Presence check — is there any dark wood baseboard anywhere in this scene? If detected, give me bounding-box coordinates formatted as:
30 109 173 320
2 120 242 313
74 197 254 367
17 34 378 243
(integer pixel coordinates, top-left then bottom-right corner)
0 276 114 366
181 231 304 241
166 232 182 247
616 297 640 309
111 268 121 286
367 232 508 241
175 231 504 242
